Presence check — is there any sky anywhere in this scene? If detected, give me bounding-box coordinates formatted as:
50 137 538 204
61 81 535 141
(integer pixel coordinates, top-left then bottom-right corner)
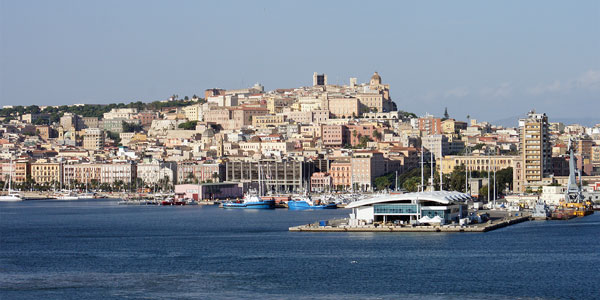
1 0 599 124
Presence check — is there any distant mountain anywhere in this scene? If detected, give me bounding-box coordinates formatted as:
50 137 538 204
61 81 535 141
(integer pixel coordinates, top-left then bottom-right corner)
493 115 599 128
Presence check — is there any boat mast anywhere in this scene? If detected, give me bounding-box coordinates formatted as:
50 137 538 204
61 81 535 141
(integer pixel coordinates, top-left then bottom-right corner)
430 150 433 190
8 158 12 193
420 143 424 192
439 147 443 191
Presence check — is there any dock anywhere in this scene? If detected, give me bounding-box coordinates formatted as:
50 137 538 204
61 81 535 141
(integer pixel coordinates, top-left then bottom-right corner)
289 215 531 233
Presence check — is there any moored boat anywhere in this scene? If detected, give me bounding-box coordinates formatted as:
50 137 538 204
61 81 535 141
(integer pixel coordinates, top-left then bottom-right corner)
0 158 23 202
222 194 275 209
287 196 337 210
0 192 23 202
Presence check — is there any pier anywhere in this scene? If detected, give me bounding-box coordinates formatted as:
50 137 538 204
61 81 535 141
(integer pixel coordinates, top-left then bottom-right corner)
289 214 531 233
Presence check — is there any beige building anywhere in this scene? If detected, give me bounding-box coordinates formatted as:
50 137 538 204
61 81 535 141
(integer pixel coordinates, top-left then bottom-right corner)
517 111 551 192
103 108 138 120
83 128 104 150
252 115 287 128
441 119 468 134
182 104 205 121
351 151 387 191
438 155 519 175
31 161 62 184
328 98 359 118
63 164 102 184
100 163 136 184
356 93 384 113
261 141 296 154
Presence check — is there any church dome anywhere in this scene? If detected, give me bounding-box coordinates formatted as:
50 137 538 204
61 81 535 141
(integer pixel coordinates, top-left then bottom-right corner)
202 128 215 137
370 72 381 83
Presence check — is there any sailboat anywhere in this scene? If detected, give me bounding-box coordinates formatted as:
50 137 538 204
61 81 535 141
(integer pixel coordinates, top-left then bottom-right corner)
56 178 79 200
77 173 96 199
0 159 23 202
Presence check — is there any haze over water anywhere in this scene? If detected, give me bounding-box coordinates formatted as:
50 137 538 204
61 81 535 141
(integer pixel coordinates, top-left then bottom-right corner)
1 200 598 299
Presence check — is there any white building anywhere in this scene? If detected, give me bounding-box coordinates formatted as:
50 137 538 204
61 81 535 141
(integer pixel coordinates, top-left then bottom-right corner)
346 191 470 225
103 108 138 120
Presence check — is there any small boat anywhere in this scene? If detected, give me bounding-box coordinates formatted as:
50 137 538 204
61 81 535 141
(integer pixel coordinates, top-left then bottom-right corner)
161 200 186 206
222 194 275 209
0 191 23 202
288 196 337 210
56 191 80 200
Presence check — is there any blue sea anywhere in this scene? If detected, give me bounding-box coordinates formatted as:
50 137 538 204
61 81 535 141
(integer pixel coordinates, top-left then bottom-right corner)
1 199 599 300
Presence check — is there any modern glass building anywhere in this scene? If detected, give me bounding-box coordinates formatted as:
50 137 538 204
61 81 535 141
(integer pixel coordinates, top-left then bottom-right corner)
346 191 470 224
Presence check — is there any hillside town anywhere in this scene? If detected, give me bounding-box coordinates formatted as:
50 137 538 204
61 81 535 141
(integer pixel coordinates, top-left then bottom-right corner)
1 72 599 206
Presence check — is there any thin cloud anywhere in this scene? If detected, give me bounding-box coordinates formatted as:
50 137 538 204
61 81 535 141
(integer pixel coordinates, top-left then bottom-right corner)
574 70 600 90
480 82 512 98
444 87 470 98
527 69 600 95
528 80 563 95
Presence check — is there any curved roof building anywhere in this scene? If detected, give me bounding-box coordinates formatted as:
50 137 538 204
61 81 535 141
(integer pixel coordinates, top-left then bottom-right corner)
347 191 470 225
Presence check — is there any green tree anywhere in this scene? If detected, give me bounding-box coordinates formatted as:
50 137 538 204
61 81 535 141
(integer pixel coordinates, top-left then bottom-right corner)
374 176 391 191
122 121 143 133
178 120 198 130
403 177 420 192
357 135 372 148
495 167 513 195
373 130 382 141
479 185 488 201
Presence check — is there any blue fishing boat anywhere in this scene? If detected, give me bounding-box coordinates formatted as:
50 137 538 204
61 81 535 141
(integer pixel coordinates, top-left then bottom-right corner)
222 194 275 209
288 196 337 210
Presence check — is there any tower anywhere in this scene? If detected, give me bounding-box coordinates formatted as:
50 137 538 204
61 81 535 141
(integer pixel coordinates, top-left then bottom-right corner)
518 110 551 192
313 72 327 86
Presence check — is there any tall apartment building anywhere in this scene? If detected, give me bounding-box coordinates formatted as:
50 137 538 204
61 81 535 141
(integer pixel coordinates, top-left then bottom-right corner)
60 113 82 131
517 111 551 192
83 128 104 150
351 151 388 191
418 115 443 135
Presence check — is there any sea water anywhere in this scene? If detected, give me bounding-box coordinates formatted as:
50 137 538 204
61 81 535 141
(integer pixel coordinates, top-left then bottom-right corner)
1 199 599 299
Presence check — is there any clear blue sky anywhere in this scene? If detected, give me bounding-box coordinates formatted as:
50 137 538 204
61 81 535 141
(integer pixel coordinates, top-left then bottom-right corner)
1 0 599 122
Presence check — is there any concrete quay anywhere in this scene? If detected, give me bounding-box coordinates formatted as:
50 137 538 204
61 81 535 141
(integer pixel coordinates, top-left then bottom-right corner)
289 215 531 233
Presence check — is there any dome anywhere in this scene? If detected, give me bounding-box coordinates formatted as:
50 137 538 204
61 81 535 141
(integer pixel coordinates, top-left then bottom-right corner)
370 72 381 84
202 128 215 137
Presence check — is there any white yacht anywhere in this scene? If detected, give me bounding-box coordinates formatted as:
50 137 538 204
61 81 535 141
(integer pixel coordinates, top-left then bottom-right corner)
0 159 23 202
